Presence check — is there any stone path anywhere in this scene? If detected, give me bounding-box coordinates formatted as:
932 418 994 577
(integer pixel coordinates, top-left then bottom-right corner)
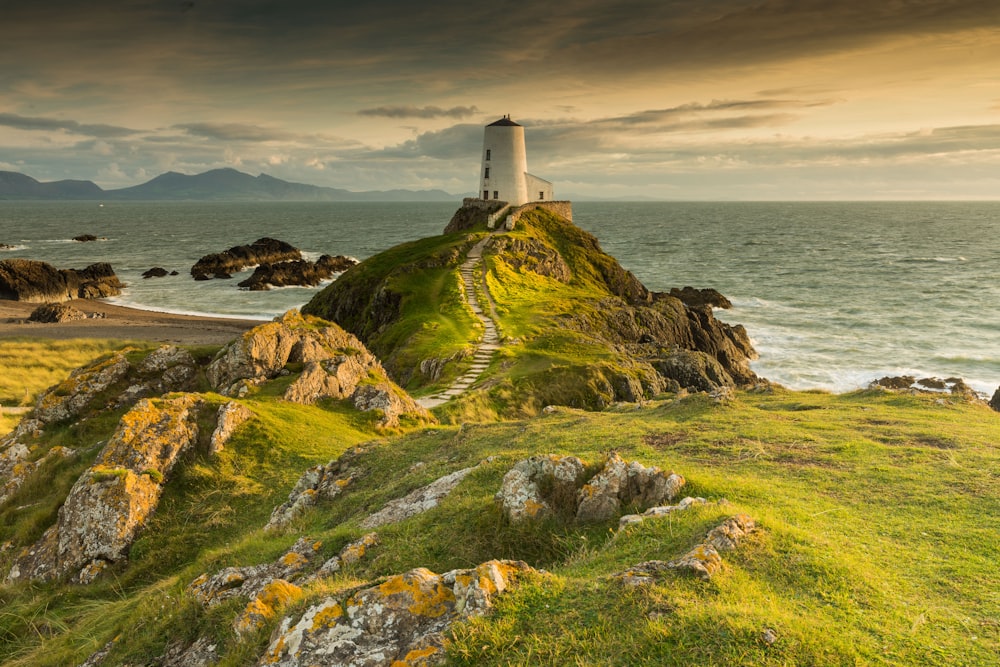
417 235 501 409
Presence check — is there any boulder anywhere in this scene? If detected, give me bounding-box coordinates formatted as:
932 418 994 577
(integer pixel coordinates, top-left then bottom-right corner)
259 560 538 667
990 387 1000 412
72 234 99 242
33 351 131 424
266 448 364 531
141 267 169 279
27 302 87 323
618 496 708 529
495 455 587 522
360 466 477 529
575 452 685 523
114 345 198 408
7 394 203 583
188 537 323 609
496 453 684 524
237 254 357 291
207 310 431 427
666 513 756 580
209 401 253 454
190 237 301 280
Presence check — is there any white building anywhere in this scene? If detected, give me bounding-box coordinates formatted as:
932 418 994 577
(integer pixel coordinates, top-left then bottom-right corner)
479 116 553 206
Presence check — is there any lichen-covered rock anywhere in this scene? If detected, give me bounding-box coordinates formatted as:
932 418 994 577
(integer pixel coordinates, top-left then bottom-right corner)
259 560 538 667
206 310 431 427
495 455 587 522
7 394 203 583
496 453 684 524
188 537 322 608
360 467 477 529
28 302 88 323
266 449 363 531
611 560 673 588
157 637 220 667
209 401 253 454
316 533 379 577
234 579 304 637
618 496 707 529
576 452 685 523
666 513 757 580
33 351 131 423
0 437 71 506
113 345 199 407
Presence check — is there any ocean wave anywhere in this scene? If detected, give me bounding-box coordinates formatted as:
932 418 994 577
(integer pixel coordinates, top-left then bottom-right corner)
0 244 28 251
104 296 271 321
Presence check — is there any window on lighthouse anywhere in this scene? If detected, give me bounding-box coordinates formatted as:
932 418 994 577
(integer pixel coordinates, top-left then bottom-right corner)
493 191 499 200
485 149 491 160
483 190 489 200
484 167 490 179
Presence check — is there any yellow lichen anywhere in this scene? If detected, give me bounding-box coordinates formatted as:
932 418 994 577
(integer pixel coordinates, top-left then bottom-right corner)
391 645 441 666
523 498 546 517
377 569 455 618
309 601 345 630
280 552 308 569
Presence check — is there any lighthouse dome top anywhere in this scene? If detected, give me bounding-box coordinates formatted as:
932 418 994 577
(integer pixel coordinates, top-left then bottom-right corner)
487 115 521 127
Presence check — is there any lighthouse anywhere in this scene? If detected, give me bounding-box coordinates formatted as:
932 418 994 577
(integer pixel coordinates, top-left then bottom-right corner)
479 116 553 206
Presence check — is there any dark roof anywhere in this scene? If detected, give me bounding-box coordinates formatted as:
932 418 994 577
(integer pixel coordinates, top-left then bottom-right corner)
487 117 521 127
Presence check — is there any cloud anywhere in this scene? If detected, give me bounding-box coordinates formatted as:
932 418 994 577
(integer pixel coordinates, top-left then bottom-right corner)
358 105 481 119
173 123 298 142
0 112 139 138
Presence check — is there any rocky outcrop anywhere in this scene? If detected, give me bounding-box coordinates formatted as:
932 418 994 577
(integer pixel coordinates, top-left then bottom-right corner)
613 514 757 586
487 236 571 283
266 448 363 531
28 302 88 322
190 237 301 280
575 452 685 523
618 496 708 529
188 537 323 609
871 375 986 402
667 286 733 309
7 394 204 583
237 255 358 291
0 259 124 302
209 401 253 454
0 444 75 507
259 559 539 667
33 351 132 424
495 455 587 522
990 387 1000 412
207 310 431 427
73 234 103 242
360 466 478 529
496 453 684 524
114 345 199 407
141 267 171 279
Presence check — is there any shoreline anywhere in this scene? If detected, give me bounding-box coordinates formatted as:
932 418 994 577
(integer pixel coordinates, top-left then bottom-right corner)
0 298 261 345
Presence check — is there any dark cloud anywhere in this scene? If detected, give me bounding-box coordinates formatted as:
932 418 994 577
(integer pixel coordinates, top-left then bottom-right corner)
0 112 138 138
358 105 480 119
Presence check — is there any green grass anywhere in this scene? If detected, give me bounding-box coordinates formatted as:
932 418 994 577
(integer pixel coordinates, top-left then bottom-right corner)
0 338 132 407
1 377 998 665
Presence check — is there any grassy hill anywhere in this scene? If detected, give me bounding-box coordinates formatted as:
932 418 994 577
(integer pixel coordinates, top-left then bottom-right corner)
0 206 997 665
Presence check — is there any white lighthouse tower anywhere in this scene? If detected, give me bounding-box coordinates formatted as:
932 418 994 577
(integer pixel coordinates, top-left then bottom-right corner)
479 116 553 206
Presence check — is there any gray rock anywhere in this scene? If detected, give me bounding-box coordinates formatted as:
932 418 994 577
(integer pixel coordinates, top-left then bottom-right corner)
360 467 477 529
33 352 131 424
259 560 538 667
209 401 253 454
495 455 587 522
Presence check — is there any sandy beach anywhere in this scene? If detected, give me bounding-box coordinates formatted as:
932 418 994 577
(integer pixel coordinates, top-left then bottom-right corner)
0 299 262 345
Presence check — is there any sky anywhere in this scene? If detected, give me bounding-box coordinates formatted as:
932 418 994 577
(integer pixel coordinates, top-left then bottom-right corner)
2 0 1000 200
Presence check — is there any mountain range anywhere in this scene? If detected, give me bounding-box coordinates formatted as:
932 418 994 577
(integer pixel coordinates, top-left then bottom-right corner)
0 168 459 202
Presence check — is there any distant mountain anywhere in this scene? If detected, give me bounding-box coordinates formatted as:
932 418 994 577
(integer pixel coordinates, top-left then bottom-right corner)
0 168 458 202
0 171 105 200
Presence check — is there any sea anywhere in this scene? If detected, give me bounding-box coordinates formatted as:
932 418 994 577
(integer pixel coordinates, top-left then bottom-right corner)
1 200 998 396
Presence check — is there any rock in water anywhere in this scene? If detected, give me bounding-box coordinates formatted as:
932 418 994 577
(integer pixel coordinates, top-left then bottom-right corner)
237 254 357 291
28 302 88 323
142 267 169 279
990 387 1000 412
190 237 301 280
0 259 124 302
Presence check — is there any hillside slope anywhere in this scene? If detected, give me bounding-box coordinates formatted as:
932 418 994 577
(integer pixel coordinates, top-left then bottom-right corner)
303 206 758 418
0 338 997 665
